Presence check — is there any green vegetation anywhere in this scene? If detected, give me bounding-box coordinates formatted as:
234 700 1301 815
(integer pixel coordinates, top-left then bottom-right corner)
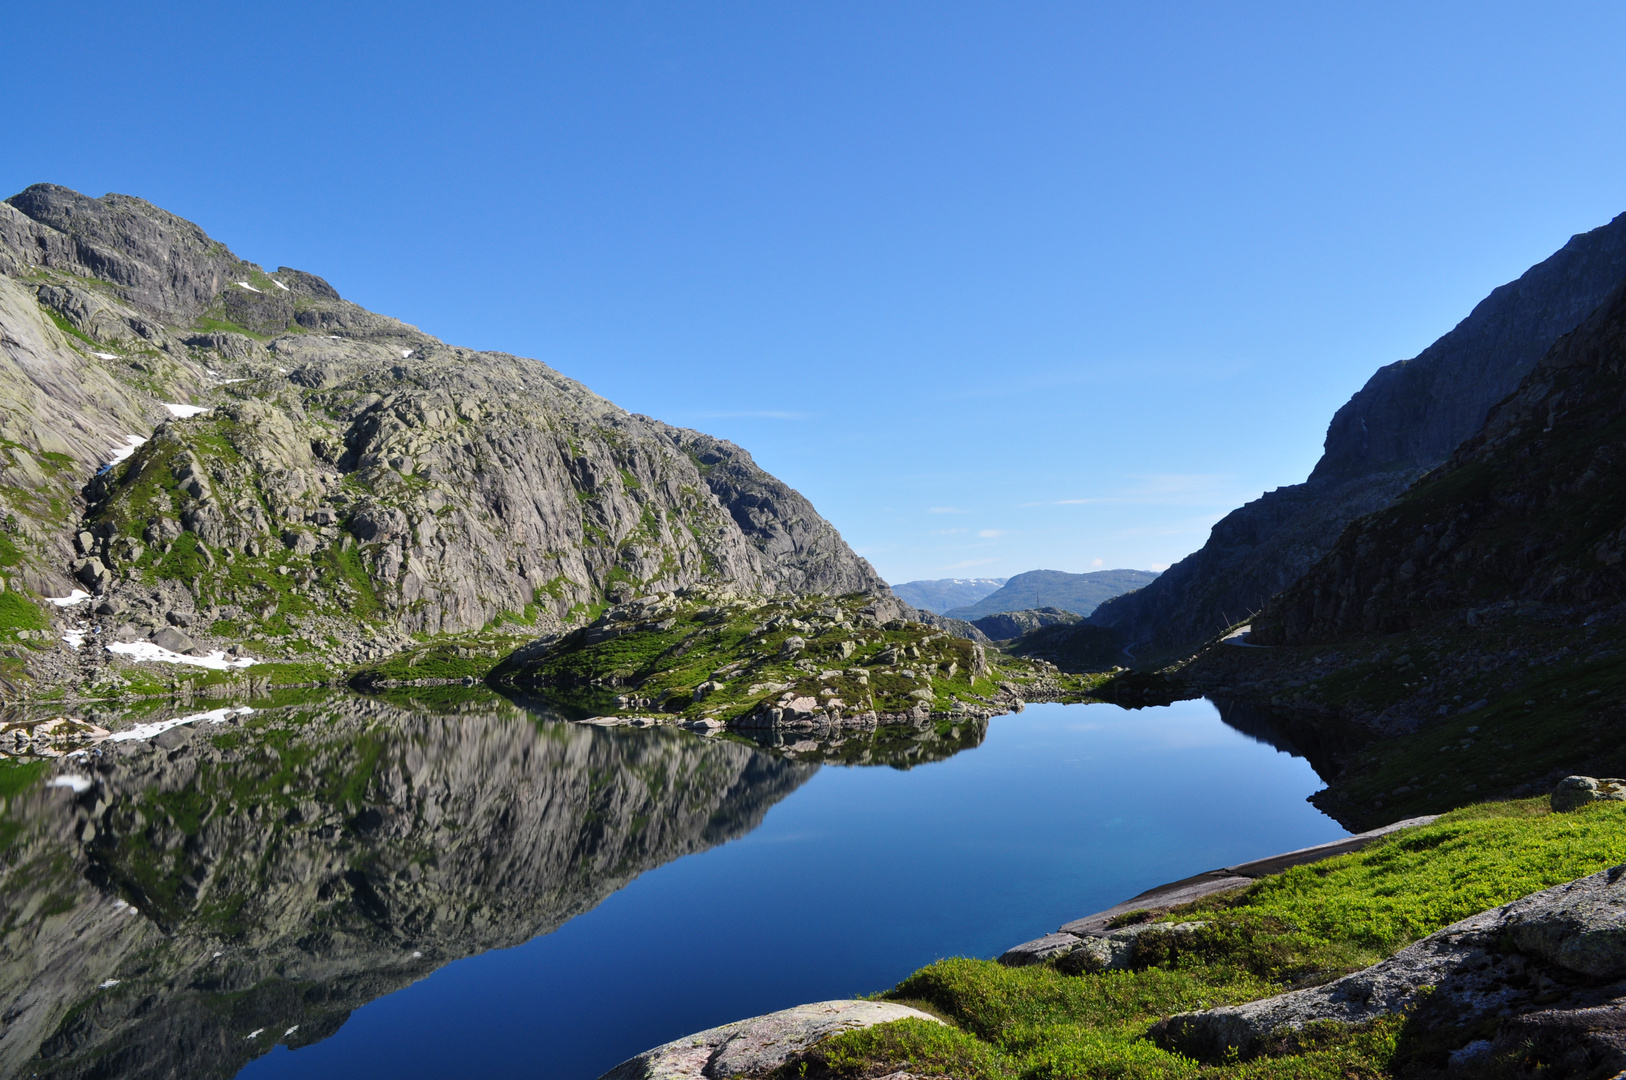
795 800 1626 1078
0 590 48 634
501 590 1105 723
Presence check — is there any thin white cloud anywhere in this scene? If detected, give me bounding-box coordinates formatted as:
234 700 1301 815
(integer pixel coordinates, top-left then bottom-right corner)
931 527 969 535
1048 474 1238 507
927 506 970 514
688 410 813 421
1091 557 1104 567
934 558 999 571
1150 563 1170 571
977 529 1006 538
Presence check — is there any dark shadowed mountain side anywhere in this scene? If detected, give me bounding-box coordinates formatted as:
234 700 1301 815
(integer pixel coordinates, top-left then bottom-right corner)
945 569 1160 621
0 184 893 695
0 694 817 1080
1254 279 1626 645
1088 211 1626 661
1179 282 1626 829
890 577 1007 614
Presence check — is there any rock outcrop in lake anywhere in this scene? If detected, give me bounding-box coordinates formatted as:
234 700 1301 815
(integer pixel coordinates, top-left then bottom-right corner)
1087 211 1626 659
0 184 884 691
0 693 814 1080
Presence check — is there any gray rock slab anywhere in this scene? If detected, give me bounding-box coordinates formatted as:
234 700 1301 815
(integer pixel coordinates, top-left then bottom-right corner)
999 932 1085 967
598 1000 939 1080
1041 816 1440 946
1220 815 1439 878
1057 874 1253 939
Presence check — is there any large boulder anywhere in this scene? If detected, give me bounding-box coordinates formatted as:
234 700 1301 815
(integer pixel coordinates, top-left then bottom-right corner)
597 1000 940 1080
1553 776 1626 813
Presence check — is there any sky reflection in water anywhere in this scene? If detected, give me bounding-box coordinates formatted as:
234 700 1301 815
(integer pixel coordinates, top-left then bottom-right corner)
240 697 1344 1080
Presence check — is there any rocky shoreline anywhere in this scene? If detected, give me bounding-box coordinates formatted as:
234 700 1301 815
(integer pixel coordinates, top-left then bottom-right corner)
595 783 1626 1079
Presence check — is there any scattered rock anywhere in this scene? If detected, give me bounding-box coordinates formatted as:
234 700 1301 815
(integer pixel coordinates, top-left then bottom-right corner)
150 627 195 653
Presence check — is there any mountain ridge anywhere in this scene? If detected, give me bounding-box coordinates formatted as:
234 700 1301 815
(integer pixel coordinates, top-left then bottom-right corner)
0 183 895 695
1088 210 1626 659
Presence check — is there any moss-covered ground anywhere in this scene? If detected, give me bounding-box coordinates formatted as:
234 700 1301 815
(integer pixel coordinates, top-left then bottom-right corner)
783 799 1626 1078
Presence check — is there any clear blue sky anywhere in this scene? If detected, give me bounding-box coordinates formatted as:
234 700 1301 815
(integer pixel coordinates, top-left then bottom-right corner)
7 2 1626 584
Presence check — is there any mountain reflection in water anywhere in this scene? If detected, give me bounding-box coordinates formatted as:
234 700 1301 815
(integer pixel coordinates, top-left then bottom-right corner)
0 691 858 1080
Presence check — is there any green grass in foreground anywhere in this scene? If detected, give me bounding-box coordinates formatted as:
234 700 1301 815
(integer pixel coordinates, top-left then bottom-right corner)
788 799 1626 1079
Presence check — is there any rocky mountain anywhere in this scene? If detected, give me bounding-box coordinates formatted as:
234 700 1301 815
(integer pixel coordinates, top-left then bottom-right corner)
0 184 887 690
949 569 1164 621
889 577 1006 614
943 569 1159 621
1089 211 1626 660
968 606 1081 642
1254 277 1626 645
1174 281 1626 827
0 693 815 1079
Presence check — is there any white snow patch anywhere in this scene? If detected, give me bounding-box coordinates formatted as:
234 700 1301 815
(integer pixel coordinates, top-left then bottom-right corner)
162 402 209 419
235 281 262 294
246 1028 264 1040
400 349 412 358
411 950 422 958
46 590 92 608
327 335 341 340
212 951 223 958
276 367 288 374
112 899 129 911
92 351 120 360
106 641 258 670
270 278 290 291
62 629 85 650
283 1025 299 1036
100 434 147 473
106 706 254 744
50 774 93 793
99 979 120 989
215 378 247 385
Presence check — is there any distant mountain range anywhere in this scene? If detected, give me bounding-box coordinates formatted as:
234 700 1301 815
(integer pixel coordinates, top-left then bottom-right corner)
890 577 1007 613
944 569 1159 620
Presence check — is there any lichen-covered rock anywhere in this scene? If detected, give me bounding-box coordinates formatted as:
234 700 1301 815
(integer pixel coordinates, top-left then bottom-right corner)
1552 775 1626 813
597 1000 940 1080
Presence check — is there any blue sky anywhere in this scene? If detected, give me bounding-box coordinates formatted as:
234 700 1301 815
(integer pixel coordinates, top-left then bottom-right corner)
7 2 1626 584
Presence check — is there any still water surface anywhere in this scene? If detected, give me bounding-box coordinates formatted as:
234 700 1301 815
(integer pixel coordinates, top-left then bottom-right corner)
0 693 1343 1080
245 696 1343 1079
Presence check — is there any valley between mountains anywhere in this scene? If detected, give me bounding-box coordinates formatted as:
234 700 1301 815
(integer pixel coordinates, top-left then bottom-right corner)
5 183 1626 1080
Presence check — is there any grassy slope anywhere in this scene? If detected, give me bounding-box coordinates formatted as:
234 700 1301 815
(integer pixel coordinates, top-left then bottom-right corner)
490 590 1107 722
787 800 1626 1079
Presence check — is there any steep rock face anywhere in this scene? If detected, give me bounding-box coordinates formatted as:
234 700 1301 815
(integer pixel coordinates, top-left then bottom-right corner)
1253 280 1626 645
1091 212 1626 658
0 184 884 671
0 695 814 1080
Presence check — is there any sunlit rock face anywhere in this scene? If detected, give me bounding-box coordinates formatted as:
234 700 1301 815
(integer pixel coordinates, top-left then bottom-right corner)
0 694 815 1080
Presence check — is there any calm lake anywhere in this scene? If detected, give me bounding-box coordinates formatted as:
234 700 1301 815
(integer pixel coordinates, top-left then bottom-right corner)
0 693 1345 1080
